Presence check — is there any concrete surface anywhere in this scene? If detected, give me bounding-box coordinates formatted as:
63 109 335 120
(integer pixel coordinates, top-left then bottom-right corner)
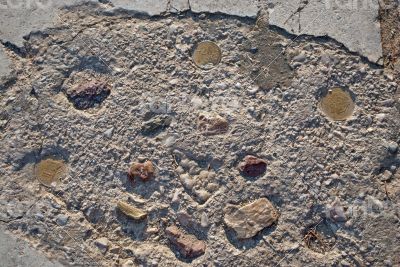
268 0 383 63
0 46 11 78
0 0 89 47
0 0 383 63
0 225 62 267
110 0 169 15
190 0 259 18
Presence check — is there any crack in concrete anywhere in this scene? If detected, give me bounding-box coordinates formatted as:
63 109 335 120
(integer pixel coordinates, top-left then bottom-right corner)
283 0 310 32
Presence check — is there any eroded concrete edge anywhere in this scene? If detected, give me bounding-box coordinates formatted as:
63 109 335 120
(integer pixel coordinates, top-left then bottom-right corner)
0 0 384 74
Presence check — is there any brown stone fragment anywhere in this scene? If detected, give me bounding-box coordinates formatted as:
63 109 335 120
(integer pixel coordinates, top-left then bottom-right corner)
238 155 267 177
128 161 154 181
66 81 110 110
165 225 206 258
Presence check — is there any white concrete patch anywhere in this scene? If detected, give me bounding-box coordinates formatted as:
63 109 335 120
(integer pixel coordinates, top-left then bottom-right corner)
110 0 169 15
190 0 259 18
268 0 383 63
0 46 11 78
0 0 93 47
170 0 190 13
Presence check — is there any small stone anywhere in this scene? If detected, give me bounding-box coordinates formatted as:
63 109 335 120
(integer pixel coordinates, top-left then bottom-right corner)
121 260 135 267
117 201 147 220
340 259 351 267
194 189 211 203
224 198 279 239
200 212 209 228
380 170 392 182
238 155 267 177
55 214 69 226
128 161 154 181
388 142 398 154
104 127 114 138
326 197 347 222
171 189 180 204
66 81 110 110
198 112 229 135
109 245 121 254
293 53 306 62
165 225 206 258
179 173 195 190
94 237 109 253
141 115 172 135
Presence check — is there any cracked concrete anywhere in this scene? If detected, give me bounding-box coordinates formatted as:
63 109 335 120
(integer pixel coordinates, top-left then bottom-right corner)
0 0 383 64
0 225 62 267
268 0 383 63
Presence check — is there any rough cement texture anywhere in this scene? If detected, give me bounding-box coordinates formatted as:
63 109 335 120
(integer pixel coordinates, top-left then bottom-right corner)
268 0 383 63
0 4 399 266
0 225 62 267
0 1 399 267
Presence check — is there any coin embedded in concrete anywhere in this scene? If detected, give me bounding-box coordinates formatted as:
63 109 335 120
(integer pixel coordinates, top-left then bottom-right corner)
193 41 222 69
319 87 355 121
35 158 67 187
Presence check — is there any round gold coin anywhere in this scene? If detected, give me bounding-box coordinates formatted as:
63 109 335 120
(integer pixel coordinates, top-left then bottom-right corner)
192 41 222 69
319 87 355 121
35 158 67 187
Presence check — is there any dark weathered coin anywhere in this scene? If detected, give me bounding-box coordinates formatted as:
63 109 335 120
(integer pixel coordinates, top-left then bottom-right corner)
320 87 355 121
35 158 67 187
193 41 221 69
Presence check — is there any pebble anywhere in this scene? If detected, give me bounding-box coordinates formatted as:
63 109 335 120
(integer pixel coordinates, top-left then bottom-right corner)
200 212 209 228
238 155 267 177
94 237 110 253
388 142 398 154
141 115 172 135
293 53 306 62
224 198 279 239
128 161 154 181
326 198 347 222
165 225 206 258
380 170 392 182
117 201 147 220
55 214 69 226
66 81 110 110
103 127 114 138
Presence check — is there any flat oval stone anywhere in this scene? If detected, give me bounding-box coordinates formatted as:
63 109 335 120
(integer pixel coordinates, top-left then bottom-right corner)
224 198 279 239
117 201 147 220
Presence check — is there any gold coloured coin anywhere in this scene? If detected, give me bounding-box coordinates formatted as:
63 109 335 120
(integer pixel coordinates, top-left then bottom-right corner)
35 158 67 187
193 41 222 69
319 87 355 121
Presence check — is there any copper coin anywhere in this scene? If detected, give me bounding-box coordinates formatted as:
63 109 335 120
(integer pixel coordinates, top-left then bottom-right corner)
319 87 355 121
193 41 222 69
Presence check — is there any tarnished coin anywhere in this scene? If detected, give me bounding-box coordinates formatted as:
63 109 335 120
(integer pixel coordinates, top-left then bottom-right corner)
319 87 355 121
193 41 221 69
35 158 67 187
